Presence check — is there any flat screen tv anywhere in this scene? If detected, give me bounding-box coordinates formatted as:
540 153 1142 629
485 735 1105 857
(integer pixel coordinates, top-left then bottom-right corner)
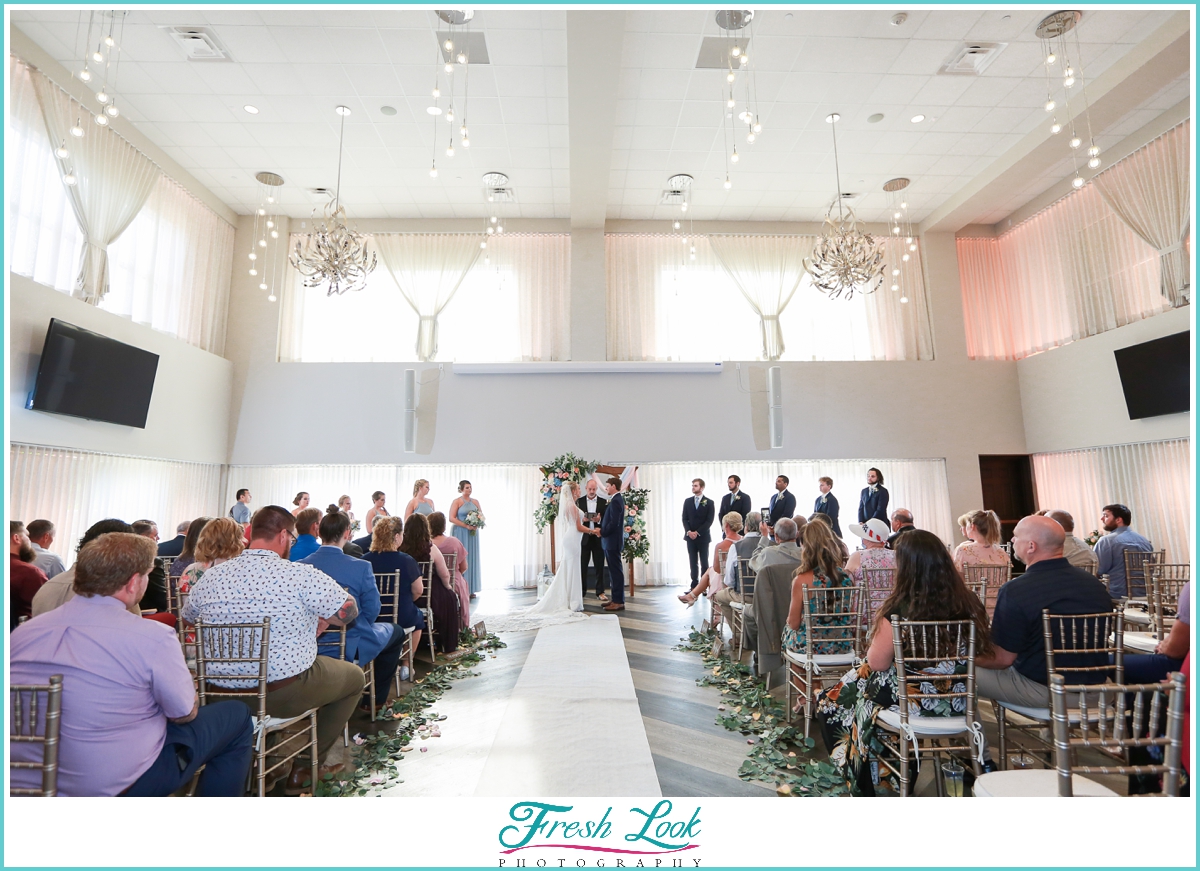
28 319 159 428
1113 331 1190 420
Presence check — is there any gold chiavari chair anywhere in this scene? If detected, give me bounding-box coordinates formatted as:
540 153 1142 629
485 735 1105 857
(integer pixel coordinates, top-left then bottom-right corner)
710 549 729 632
318 625 373 745
975 672 1185 797
964 578 988 609
729 557 753 660
10 675 63 796
783 584 864 739
963 563 1011 621
375 571 415 694
415 560 438 660
1122 549 1165 601
860 567 895 624
194 618 319 797
443 551 462 630
1150 563 1190 639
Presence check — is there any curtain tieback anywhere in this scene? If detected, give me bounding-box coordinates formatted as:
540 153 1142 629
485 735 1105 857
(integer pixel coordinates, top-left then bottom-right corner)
1157 242 1184 256
761 315 780 322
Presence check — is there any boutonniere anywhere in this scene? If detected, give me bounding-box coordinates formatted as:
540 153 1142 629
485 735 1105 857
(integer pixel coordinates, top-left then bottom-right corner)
700 498 708 506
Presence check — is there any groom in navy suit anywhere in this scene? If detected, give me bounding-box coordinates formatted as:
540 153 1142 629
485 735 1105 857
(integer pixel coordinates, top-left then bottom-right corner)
600 477 626 611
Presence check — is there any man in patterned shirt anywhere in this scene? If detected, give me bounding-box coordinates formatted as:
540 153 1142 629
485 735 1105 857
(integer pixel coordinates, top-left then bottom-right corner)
182 505 365 792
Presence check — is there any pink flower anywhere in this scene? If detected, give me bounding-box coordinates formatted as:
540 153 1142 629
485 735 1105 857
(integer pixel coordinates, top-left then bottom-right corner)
628 507 638 515
632 533 641 540
624 525 632 533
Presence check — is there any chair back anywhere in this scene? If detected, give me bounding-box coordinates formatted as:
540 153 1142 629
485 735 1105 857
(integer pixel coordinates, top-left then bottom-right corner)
963 563 1011 619
715 548 728 578
194 618 271 721
1041 609 1124 685
1150 563 1190 638
10 675 63 796
800 583 863 658
414 560 435 607
859 567 895 620
444 551 457 576
889 618 977 725
964 578 988 608
1049 671 1185 797
375 571 403 624
737 558 754 603
1124 549 1164 600
160 556 175 576
317 624 349 661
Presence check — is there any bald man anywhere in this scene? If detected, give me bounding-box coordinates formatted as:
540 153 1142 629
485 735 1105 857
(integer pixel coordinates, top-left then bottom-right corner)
976 515 1114 710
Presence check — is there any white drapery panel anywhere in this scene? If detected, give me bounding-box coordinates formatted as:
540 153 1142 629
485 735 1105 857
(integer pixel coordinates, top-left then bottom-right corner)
7 59 236 354
958 165 1174 361
606 234 933 362
105 175 235 356
279 234 569 363
1031 439 1192 564
632 459 953 585
708 235 812 360
374 233 483 361
28 63 159 303
8 444 223 567
1092 121 1191 308
224 464 552 589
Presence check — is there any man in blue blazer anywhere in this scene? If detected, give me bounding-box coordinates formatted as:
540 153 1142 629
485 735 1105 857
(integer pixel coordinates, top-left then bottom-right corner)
600 477 626 611
300 511 406 709
768 475 796 527
858 467 890 524
157 520 189 558
811 476 841 538
682 478 716 589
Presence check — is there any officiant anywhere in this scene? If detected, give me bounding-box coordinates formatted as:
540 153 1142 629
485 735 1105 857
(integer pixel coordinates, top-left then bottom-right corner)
578 479 609 603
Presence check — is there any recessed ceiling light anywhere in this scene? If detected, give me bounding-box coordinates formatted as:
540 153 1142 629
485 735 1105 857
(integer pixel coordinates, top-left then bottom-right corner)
910 114 926 123
380 105 397 116
243 105 259 115
868 113 884 123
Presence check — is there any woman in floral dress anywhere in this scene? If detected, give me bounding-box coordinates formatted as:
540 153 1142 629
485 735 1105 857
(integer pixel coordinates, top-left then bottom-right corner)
781 522 853 656
952 509 1010 573
815 530 993 795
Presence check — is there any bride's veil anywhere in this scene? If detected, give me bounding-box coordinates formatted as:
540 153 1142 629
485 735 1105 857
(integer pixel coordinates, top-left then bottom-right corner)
556 485 577 554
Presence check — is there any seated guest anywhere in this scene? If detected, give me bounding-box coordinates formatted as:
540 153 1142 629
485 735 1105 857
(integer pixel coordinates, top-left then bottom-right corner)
886 509 916 548
181 506 366 789
11 521 48 629
170 517 212 579
714 511 763 627
1040 509 1098 573
1093 503 1153 598
782 522 853 656
158 520 190 558
808 513 847 563
976 515 1114 709
11 532 252 795
678 512 743 605
179 518 245 594
288 508 322 562
952 509 1010 573
352 515 386 553
1124 580 1190 684
301 508 407 710
33 519 132 617
27 520 66 579
844 518 896 619
398 513 457 655
429 512 471 630
362 516 424 665
816 529 993 796
750 517 803 573
791 515 809 535
132 519 170 617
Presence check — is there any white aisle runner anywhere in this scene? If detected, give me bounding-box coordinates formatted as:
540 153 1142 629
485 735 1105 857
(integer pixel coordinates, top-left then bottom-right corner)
473 615 661 796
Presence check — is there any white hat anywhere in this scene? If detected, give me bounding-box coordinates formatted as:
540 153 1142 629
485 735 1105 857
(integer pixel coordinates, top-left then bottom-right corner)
849 518 890 545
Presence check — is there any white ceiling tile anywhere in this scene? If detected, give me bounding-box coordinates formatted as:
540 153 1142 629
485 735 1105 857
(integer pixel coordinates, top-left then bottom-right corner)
888 40 962 76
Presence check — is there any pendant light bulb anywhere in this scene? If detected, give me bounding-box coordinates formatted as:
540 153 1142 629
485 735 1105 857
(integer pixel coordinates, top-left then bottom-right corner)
1064 76 1076 89
724 176 732 189
1046 52 1056 65
79 67 92 82
105 104 119 117
673 221 680 230
55 141 70 159
259 282 268 291
740 54 749 66
432 87 440 98
94 113 108 126
1072 175 1085 189
486 225 494 234
893 211 902 220
1050 121 1062 135
491 216 497 223
726 72 735 83
905 237 913 245
892 226 901 235
457 52 467 65
726 97 735 109
901 253 910 262
104 35 115 47
92 48 104 63
731 46 740 57
257 208 267 216
271 230 279 239
908 243 916 252
268 294 277 302
460 125 467 137
1087 145 1100 157
496 225 503 233
249 268 257 276
429 163 438 178
900 296 909 304
680 202 688 212
1069 135 1081 149
461 137 470 148
258 239 267 248
480 241 487 250
446 143 455 157
267 196 275 204
1043 99 1055 112
445 63 454 73
446 108 454 123
891 284 899 291
730 148 739 163
892 268 900 277
63 171 77 186
248 252 257 261
746 132 756 143
753 122 762 134
97 90 110 104
1088 157 1100 169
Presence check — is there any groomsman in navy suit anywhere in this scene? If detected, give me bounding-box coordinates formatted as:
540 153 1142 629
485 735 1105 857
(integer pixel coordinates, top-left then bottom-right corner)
719 475 752 538
768 475 796 527
858 467 890 524
600 477 626 611
811 476 841 538
682 479 716 589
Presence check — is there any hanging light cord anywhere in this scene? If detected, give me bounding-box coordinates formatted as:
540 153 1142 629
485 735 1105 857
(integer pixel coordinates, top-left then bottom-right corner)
335 110 345 210
830 117 844 221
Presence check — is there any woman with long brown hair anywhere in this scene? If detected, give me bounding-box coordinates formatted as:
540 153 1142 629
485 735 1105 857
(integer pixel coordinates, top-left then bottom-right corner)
782 521 853 656
398 513 458 655
815 529 993 795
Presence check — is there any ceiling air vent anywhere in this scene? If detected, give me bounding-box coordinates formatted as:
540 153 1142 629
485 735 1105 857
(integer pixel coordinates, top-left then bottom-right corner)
487 187 517 204
939 42 1006 76
162 26 231 61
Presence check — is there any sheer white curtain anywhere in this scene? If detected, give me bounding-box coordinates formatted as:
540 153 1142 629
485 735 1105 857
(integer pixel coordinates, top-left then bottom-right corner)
633 458 953 585
27 62 159 303
1031 439 1191 564
491 233 571 361
374 233 483 361
8 444 223 567
709 235 812 360
958 169 1173 361
224 464 551 588
7 59 236 354
1093 121 1191 307
606 233 933 361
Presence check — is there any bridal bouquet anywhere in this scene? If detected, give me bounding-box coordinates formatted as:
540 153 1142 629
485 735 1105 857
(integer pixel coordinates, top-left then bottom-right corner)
464 508 486 536
534 452 599 532
621 488 651 563
1084 529 1103 547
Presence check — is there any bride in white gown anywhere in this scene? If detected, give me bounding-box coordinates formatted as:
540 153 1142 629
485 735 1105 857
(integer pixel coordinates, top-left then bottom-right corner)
486 482 589 632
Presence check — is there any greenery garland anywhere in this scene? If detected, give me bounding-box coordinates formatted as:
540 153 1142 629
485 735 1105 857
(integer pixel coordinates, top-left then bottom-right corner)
621 487 651 563
675 627 848 797
534 453 599 532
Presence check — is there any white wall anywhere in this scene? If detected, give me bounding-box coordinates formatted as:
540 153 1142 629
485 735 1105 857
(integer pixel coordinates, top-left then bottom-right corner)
1018 306 1191 454
8 273 233 465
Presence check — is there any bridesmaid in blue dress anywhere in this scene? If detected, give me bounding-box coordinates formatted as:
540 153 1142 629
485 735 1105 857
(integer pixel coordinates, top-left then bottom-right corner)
404 479 436 520
449 480 482 598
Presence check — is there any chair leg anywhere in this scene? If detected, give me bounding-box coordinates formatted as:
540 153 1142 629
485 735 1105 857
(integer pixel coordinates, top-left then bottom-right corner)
367 662 376 720
802 669 813 741
309 711 319 794
993 700 1008 771
784 661 792 723
898 732 910 797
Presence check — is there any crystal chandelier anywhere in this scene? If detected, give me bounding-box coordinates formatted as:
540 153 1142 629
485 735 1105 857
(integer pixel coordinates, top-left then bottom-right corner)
290 106 376 295
804 114 884 300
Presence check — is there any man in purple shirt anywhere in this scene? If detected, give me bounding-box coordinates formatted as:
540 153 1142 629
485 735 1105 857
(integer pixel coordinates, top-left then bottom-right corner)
10 532 252 796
